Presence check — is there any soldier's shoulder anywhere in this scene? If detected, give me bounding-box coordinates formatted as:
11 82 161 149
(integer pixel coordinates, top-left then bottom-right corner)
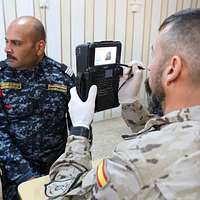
45 56 74 78
156 151 200 199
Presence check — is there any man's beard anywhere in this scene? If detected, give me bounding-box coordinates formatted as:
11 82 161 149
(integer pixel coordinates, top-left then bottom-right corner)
145 78 164 116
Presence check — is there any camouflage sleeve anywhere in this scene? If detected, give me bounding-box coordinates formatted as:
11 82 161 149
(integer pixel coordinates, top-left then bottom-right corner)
0 96 37 184
46 135 92 199
46 136 140 200
121 100 153 132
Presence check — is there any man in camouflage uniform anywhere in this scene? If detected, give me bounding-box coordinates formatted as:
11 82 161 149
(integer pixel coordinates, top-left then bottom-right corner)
0 16 75 199
46 8 200 199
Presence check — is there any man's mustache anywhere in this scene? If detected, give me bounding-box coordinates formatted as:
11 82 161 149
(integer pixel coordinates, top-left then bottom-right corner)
6 54 17 60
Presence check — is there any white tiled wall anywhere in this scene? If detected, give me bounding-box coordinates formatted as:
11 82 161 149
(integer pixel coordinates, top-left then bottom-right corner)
0 0 199 120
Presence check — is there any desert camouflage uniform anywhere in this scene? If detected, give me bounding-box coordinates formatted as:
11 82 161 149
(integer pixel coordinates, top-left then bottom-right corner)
0 56 75 200
46 102 200 200
121 100 153 133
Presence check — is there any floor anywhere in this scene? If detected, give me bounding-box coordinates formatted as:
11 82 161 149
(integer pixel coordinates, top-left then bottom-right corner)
91 117 132 160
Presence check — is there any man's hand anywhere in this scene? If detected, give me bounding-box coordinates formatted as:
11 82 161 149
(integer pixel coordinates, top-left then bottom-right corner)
69 85 97 128
118 60 144 104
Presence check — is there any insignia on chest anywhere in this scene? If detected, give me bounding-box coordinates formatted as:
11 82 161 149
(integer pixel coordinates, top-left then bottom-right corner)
0 82 22 90
48 84 67 93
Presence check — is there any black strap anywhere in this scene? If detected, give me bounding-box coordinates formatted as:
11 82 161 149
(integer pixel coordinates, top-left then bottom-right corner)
70 126 90 139
70 126 93 144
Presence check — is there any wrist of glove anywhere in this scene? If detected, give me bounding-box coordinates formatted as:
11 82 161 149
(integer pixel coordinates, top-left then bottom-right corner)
119 97 138 104
70 126 93 144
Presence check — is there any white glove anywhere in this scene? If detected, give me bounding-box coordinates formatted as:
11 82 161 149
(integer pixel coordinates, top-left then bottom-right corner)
118 60 144 104
68 85 97 129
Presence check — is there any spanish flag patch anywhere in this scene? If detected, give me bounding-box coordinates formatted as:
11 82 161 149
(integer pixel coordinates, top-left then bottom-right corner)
48 84 67 93
96 159 109 188
0 82 21 90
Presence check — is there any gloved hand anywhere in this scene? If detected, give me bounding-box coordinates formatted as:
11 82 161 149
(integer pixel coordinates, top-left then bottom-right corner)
118 60 144 104
68 85 97 129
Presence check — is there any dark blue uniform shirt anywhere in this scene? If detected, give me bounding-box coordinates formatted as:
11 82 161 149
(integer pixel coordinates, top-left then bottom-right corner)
0 56 75 199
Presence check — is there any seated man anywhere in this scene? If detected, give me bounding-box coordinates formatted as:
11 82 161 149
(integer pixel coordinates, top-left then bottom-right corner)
46 8 200 199
0 16 75 200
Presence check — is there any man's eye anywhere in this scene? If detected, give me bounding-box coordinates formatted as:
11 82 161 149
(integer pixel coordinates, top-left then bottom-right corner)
13 41 21 46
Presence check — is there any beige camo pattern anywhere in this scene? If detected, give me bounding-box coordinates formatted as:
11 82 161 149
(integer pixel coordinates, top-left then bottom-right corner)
122 100 153 133
47 104 200 200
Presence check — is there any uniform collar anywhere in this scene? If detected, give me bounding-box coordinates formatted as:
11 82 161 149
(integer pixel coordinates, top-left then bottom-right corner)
143 105 200 132
123 105 200 140
164 105 200 122
12 56 47 80
37 54 47 67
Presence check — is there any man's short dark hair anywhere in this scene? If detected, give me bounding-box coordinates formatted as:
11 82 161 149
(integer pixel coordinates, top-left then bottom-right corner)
33 18 46 42
158 8 200 84
159 8 200 31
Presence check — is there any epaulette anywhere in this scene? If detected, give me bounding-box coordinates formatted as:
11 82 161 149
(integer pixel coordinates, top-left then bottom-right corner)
0 61 8 71
54 62 74 77
61 64 74 77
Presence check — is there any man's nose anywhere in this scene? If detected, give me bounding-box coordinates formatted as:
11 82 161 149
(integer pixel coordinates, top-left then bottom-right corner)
5 43 13 54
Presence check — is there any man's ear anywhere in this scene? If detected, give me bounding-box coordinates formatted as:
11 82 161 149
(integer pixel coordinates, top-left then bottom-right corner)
163 55 182 86
36 40 46 56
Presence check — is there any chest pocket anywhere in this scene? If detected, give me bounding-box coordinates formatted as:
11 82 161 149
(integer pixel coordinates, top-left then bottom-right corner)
2 82 68 119
0 82 23 116
42 84 68 118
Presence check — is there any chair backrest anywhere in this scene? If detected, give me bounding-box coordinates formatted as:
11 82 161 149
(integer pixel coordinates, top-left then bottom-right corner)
18 175 49 200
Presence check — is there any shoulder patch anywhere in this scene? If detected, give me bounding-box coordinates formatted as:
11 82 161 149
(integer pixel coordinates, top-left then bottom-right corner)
96 159 110 188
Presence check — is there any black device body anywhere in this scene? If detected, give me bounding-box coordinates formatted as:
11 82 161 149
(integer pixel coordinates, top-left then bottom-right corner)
76 41 123 112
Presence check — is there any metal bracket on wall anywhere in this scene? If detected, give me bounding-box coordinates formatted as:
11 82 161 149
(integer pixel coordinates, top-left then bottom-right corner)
40 0 49 9
129 0 143 13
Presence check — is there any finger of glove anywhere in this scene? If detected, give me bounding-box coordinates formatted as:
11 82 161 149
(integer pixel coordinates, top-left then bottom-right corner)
70 87 82 103
123 67 132 76
124 67 143 90
127 72 143 94
124 60 144 77
132 66 143 79
87 85 97 105
119 66 137 89
122 66 143 87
